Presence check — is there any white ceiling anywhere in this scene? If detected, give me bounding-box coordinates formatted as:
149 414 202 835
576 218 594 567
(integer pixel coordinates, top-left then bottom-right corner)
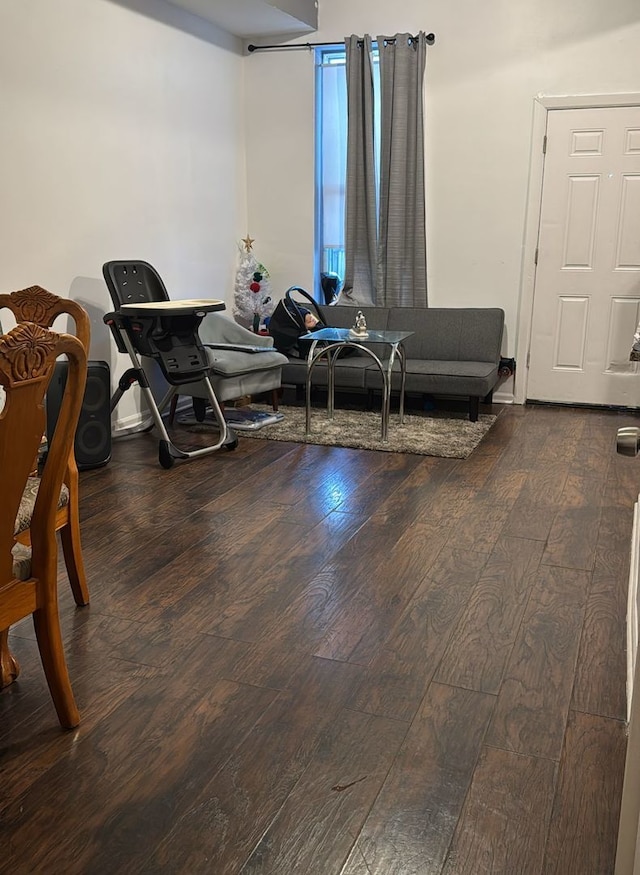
164 0 317 38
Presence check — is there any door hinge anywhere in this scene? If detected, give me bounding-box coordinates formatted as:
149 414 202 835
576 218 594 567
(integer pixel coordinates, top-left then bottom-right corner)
543 135 547 154
534 247 539 265
526 351 531 368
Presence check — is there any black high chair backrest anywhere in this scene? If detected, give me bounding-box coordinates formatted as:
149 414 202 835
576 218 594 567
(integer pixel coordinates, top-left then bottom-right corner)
102 260 213 386
102 261 170 309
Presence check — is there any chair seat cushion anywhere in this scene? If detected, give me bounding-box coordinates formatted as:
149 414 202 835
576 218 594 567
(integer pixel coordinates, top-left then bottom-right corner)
14 477 70 536
205 348 287 377
12 542 32 581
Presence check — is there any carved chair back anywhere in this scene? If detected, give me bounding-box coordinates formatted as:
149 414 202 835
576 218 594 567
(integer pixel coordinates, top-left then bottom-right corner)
0 322 87 727
0 286 90 352
0 287 92 607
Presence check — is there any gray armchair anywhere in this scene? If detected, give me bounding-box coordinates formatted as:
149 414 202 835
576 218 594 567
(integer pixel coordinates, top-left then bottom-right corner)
172 311 287 421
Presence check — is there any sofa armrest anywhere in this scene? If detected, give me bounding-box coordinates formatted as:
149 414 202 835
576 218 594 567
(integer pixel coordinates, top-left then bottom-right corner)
198 313 276 348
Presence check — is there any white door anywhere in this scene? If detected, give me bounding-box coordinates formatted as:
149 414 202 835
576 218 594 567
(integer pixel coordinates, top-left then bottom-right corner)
528 106 640 406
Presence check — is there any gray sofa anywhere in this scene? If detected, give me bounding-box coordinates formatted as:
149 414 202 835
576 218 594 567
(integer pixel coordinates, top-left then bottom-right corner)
280 305 505 421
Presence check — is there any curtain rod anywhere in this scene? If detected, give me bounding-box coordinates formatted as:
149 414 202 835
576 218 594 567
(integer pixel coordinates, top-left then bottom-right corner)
247 33 435 53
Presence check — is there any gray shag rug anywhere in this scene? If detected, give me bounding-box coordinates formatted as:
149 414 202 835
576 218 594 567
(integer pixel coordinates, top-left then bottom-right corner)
183 404 498 459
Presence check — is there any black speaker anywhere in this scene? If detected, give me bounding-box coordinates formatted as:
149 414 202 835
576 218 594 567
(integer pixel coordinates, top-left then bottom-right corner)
47 360 112 470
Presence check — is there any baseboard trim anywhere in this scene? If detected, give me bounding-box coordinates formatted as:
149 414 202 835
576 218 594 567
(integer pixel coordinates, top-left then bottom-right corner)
493 390 515 405
114 397 192 435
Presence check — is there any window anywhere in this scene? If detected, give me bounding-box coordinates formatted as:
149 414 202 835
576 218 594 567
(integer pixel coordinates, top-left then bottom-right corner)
315 45 381 299
315 47 347 293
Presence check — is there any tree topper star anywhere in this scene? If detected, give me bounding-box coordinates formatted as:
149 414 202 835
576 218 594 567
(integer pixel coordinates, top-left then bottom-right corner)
241 235 255 252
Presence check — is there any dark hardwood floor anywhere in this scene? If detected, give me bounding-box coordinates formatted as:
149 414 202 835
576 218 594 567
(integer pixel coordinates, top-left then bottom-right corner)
1 401 638 873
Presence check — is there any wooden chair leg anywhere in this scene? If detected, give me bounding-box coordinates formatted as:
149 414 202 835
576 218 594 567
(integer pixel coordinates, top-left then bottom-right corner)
60 466 89 607
0 629 20 688
60 521 89 607
33 605 79 729
271 389 279 412
193 397 208 422
169 394 179 425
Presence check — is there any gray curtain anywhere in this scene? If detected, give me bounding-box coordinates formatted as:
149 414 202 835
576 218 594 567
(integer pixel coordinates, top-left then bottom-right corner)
376 33 428 307
342 32 428 308
341 34 377 306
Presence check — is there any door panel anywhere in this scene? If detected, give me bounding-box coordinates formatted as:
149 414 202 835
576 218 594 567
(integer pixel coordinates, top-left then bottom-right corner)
617 176 640 268
554 296 588 369
563 176 599 268
528 106 640 406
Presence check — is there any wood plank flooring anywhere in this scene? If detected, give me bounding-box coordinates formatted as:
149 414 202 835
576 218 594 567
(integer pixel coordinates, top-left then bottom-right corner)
1 402 638 874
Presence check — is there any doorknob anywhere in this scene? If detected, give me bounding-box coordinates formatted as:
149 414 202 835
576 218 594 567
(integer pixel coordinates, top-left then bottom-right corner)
617 426 640 456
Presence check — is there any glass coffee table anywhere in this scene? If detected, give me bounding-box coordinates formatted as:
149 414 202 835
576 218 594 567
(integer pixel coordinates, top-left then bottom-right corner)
300 327 414 442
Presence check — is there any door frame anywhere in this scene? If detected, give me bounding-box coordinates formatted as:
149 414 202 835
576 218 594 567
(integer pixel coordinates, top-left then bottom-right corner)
515 92 640 404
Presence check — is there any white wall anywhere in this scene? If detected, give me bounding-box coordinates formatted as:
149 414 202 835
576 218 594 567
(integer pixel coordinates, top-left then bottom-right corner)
4 0 640 420
0 0 246 425
245 0 640 367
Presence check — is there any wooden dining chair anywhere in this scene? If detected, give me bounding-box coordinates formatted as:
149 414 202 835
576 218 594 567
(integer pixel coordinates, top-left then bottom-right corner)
0 286 91 608
0 321 87 727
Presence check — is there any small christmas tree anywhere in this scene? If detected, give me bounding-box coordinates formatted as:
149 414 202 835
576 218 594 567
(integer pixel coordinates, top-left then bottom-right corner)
233 236 275 332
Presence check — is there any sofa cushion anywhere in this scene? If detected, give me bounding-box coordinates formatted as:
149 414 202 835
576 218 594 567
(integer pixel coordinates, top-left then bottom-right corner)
366 359 500 397
386 308 504 363
282 355 374 390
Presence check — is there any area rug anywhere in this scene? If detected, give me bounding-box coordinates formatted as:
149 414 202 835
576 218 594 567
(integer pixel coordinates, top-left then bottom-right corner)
181 405 498 459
